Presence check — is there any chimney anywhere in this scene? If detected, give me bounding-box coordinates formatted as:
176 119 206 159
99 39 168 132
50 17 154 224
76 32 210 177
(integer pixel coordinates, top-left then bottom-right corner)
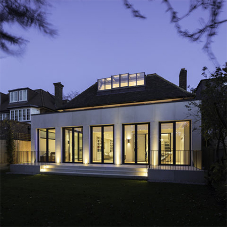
53 82 64 109
179 68 187 90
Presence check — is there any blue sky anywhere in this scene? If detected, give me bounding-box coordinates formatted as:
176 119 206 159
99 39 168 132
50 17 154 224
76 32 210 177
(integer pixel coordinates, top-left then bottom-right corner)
0 0 226 96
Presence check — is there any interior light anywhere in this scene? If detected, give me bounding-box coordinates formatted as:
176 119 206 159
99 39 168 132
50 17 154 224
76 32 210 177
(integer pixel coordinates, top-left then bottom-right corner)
127 139 131 143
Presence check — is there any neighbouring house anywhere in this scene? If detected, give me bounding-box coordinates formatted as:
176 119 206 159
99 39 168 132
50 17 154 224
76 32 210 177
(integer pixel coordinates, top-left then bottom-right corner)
0 82 64 123
15 68 204 183
0 82 65 164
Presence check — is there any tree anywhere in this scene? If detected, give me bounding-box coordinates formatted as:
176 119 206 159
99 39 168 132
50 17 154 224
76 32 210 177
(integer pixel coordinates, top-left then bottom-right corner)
0 0 57 55
187 63 227 160
124 0 227 66
63 91 79 102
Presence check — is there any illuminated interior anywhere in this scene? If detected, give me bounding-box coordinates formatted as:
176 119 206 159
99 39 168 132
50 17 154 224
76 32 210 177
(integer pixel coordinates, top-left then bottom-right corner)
64 127 83 163
39 128 55 162
160 121 190 165
97 72 145 90
92 126 113 163
124 123 149 164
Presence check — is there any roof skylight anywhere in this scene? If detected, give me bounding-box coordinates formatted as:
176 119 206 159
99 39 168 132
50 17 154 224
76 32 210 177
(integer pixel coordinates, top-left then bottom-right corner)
98 72 145 91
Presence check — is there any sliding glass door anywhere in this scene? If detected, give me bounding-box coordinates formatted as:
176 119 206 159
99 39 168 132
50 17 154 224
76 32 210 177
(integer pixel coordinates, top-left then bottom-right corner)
63 127 83 163
123 123 149 164
91 125 114 164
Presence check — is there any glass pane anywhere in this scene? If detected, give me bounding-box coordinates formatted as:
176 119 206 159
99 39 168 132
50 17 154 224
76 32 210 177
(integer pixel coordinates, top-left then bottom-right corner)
27 109 30 121
19 90 22 101
92 127 102 163
74 127 83 162
137 73 145 86
39 129 47 162
15 110 18 121
112 75 119 88
137 124 148 164
104 126 113 163
98 79 105 90
124 125 135 163
105 77 111 90
19 110 23 121
120 74 129 87
129 74 136 87
161 123 173 164
10 111 14 120
65 128 72 162
79 131 83 162
23 109 26 121
48 129 55 162
23 90 27 101
176 121 190 165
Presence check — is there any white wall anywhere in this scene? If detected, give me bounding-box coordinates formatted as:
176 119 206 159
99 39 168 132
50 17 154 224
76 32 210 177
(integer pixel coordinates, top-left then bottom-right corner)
31 100 201 165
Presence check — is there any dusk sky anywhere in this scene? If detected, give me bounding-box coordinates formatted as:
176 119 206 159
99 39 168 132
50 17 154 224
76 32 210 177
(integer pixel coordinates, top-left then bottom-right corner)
0 0 226 96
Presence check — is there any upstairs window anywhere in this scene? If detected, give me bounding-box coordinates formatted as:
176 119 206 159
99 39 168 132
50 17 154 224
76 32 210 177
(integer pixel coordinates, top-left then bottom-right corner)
97 72 145 91
10 90 27 103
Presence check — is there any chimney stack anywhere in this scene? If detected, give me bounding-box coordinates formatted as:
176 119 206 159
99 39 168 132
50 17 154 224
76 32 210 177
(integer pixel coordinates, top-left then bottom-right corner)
53 82 64 109
179 68 187 90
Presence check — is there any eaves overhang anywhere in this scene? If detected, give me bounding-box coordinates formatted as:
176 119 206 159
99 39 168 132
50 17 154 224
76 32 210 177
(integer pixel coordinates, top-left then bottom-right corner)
58 97 193 112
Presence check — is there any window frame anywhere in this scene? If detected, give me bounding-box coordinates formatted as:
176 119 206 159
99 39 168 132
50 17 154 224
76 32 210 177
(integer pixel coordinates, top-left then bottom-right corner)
38 128 56 163
159 120 191 166
62 127 83 163
90 125 114 164
122 122 150 165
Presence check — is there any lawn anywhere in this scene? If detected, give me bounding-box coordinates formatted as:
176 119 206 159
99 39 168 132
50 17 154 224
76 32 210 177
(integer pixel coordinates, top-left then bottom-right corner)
0 169 226 226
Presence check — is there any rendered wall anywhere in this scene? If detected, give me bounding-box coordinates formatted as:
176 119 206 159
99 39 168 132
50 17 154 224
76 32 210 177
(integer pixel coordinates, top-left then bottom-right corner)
31 100 201 165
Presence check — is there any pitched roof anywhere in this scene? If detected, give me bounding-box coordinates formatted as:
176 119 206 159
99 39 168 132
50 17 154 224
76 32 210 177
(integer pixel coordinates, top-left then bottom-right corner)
62 74 194 110
0 89 56 112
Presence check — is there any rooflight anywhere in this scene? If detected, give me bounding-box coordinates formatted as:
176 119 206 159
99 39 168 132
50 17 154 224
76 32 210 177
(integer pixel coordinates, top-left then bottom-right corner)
98 72 145 91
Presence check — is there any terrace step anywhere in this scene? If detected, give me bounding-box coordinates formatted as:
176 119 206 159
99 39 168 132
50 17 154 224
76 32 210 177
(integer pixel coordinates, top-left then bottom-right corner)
40 164 148 179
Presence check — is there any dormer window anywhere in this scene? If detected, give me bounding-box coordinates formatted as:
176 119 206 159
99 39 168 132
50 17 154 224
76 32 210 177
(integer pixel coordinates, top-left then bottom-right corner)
98 72 145 91
10 89 27 103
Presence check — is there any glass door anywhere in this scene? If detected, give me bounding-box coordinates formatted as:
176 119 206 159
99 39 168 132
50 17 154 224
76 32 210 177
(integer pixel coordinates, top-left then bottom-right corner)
91 125 114 164
123 123 149 164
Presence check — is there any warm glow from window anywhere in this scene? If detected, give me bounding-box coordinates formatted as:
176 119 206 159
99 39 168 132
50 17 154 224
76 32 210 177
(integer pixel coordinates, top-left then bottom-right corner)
98 72 145 91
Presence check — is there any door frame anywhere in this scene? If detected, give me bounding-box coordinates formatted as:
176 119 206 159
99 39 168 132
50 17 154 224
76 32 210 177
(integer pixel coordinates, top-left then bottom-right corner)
90 125 114 164
122 122 150 165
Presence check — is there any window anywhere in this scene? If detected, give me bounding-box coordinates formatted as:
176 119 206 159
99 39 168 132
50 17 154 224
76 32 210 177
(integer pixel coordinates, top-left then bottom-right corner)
1 113 9 120
15 110 18 121
19 110 23 121
10 90 27 103
159 121 190 165
10 111 14 120
63 127 83 163
19 90 27 101
38 129 55 162
10 108 31 121
91 125 114 164
123 123 149 164
97 72 145 91
27 109 30 121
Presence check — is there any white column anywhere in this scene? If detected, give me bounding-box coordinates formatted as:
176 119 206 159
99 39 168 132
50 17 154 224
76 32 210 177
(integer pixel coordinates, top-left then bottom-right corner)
55 126 62 163
114 123 122 165
150 121 159 166
83 125 90 164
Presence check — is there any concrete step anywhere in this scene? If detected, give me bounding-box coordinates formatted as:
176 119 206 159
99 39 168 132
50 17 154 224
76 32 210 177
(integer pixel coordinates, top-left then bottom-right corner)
40 164 148 179
40 170 147 179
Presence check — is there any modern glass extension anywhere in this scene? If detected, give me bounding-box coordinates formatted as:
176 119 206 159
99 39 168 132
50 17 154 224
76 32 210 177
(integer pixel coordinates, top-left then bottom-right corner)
91 125 114 164
63 127 83 163
159 121 190 165
38 128 55 162
123 123 149 164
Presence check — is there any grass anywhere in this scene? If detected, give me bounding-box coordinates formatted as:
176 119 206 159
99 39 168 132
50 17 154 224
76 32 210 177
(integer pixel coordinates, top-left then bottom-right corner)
0 169 226 226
